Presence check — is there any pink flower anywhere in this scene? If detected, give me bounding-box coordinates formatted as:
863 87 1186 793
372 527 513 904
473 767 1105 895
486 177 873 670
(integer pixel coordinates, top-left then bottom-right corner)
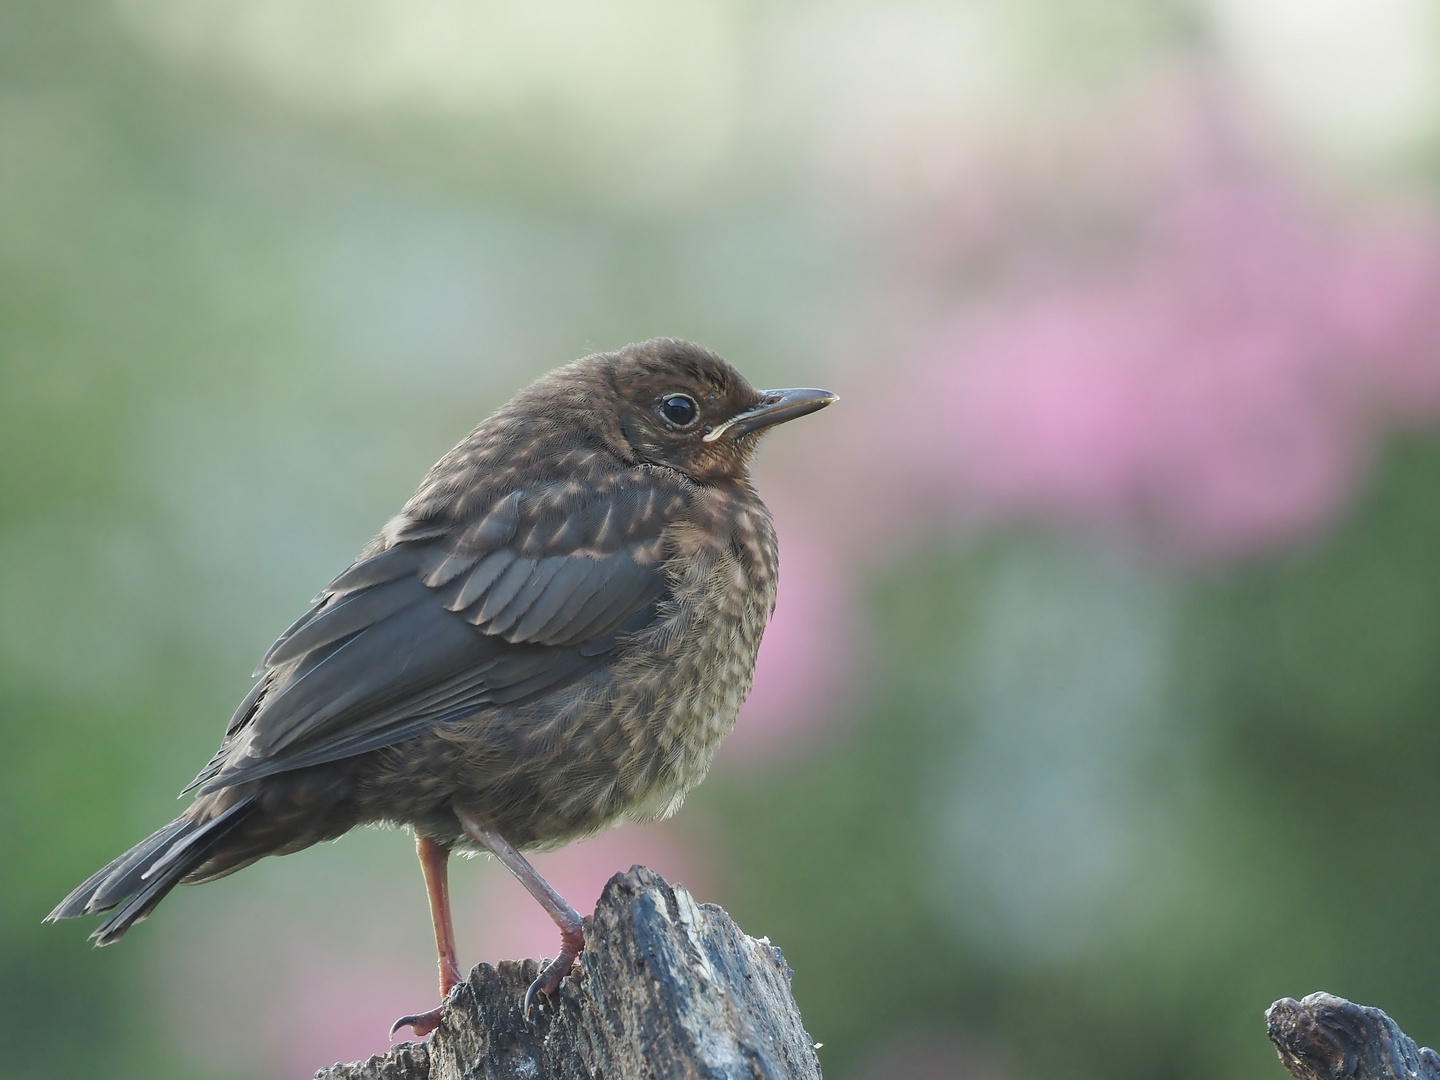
882 162 1440 557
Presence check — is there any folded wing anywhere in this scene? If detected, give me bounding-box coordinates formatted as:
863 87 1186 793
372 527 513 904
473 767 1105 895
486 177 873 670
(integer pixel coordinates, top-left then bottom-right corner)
193 472 687 793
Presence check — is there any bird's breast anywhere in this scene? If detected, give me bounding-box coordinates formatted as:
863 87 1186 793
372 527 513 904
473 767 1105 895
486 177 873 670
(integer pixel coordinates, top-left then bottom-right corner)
606 492 778 821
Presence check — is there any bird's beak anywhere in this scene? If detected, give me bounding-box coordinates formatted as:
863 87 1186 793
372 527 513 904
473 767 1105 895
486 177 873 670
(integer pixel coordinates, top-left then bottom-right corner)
703 387 839 443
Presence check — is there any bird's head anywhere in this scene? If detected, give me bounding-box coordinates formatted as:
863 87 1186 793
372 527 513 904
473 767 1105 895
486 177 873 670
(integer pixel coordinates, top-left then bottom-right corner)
401 339 837 525
569 339 837 483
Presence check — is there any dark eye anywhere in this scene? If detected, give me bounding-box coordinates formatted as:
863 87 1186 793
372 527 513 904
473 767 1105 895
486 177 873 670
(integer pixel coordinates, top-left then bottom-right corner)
660 394 698 427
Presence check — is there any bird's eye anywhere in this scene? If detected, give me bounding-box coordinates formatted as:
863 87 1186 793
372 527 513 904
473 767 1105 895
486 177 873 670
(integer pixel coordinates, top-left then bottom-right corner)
659 394 698 427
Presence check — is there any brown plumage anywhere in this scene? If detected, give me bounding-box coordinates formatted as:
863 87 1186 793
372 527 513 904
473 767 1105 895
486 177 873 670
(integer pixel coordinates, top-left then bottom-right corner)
48 338 836 1032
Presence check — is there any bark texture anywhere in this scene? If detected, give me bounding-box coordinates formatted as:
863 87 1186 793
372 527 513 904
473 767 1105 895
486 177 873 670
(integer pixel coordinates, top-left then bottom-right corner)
1267 992 1440 1080
317 866 821 1080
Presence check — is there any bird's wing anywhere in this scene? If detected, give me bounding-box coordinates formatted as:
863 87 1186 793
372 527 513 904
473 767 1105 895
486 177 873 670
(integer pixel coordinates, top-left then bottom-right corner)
192 470 688 792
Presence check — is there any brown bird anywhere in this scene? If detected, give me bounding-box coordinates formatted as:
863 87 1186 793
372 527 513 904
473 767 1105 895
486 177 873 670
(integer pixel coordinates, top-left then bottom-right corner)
48 338 836 1035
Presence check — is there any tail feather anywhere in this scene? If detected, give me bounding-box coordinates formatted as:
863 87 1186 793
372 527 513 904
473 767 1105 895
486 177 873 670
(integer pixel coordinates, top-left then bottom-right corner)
47 798 256 945
47 856 146 923
83 820 190 914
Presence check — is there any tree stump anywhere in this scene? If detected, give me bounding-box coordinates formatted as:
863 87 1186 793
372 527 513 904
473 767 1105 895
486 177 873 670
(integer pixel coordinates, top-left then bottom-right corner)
316 866 821 1080
1266 992 1440 1080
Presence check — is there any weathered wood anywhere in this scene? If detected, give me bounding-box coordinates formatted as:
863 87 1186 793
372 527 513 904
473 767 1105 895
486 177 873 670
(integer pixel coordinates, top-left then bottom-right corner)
317 866 821 1080
1267 992 1440 1080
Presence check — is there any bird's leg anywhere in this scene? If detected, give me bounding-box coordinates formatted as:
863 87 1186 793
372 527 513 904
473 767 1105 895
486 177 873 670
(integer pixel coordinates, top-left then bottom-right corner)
390 835 461 1039
455 808 585 1016
418 835 464 993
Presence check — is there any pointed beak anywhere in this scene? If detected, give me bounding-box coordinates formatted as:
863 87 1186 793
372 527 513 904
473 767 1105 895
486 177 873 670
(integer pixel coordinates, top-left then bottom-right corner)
703 387 839 443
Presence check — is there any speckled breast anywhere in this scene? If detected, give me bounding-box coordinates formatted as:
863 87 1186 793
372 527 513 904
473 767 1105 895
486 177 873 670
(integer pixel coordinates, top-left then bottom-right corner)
611 486 779 825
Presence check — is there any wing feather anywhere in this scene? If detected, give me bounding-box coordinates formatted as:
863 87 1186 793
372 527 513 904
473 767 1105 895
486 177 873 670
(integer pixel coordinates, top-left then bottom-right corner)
473 556 537 624
326 543 425 595
445 550 516 611
511 557 595 643
420 546 478 588
484 555 568 638
202 470 692 793
263 577 419 668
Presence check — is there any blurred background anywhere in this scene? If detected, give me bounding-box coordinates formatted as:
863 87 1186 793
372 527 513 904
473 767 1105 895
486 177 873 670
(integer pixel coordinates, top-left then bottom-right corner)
8 1 1440 1077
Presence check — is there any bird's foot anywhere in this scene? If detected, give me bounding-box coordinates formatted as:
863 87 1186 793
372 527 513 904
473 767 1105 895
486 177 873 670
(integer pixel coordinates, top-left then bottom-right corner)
523 929 584 1018
390 1006 445 1040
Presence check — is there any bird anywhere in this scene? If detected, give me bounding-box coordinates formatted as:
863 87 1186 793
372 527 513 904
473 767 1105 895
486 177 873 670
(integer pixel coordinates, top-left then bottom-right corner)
47 338 836 1036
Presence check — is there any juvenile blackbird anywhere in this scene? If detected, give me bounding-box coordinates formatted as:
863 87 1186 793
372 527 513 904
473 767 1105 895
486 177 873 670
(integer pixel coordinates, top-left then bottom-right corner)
48 338 835 1034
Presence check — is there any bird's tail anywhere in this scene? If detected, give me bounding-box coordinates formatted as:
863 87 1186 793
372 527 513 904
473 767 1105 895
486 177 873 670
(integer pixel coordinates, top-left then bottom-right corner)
46 797 256 945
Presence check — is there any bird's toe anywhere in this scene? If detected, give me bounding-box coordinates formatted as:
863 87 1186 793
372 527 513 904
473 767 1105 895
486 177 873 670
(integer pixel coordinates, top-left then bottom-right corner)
523 955 574 1019
390 1006 445 1039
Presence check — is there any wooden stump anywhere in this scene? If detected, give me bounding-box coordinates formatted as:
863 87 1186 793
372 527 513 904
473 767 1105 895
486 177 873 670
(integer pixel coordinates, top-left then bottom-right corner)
1267 992 1440 1080
317 866 821 1080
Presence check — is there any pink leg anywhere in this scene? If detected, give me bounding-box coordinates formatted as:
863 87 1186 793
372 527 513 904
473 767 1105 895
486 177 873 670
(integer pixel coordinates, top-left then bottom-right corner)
391 835 462 1039
455 808 585 1015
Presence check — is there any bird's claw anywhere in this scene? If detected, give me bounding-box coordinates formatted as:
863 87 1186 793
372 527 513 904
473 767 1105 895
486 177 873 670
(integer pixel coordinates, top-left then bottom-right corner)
390 1006 444 1039
523 952 575 1019
522 976 546 1018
